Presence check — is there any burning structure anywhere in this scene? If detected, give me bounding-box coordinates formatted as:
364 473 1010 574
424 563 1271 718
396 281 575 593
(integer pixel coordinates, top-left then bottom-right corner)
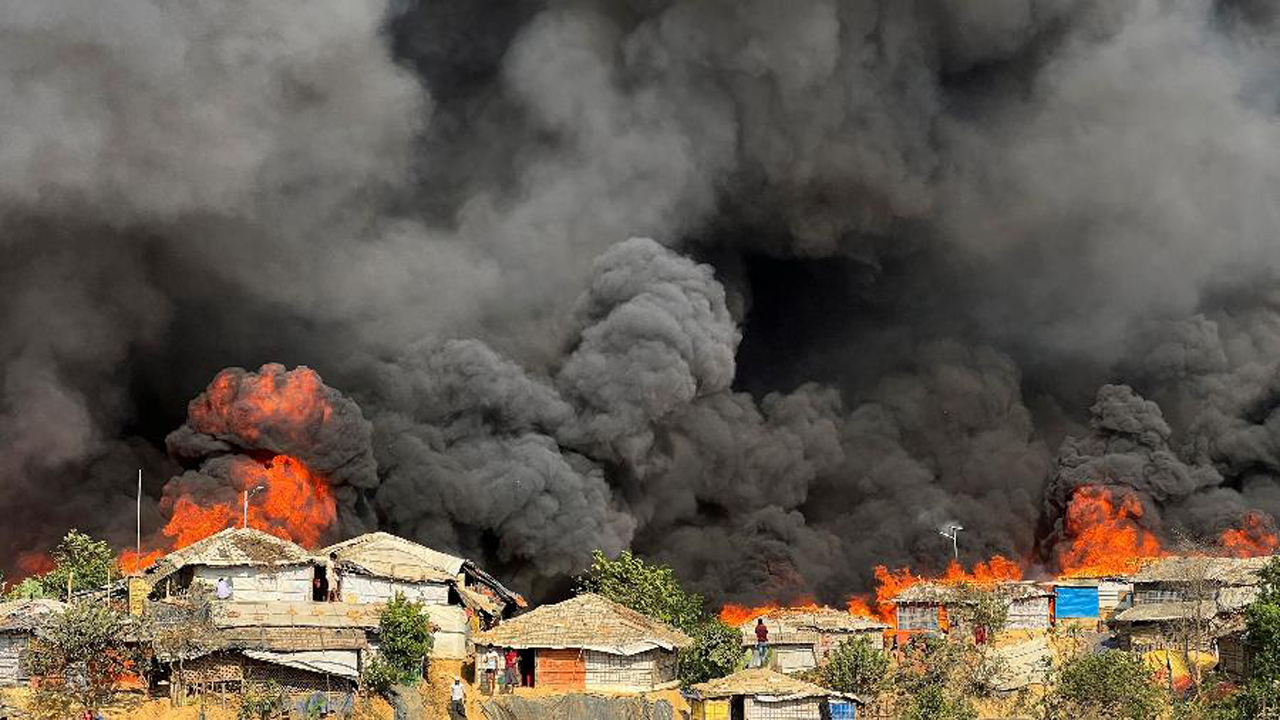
12 0 1280 622
734 608 887 673
1109 554 1273 653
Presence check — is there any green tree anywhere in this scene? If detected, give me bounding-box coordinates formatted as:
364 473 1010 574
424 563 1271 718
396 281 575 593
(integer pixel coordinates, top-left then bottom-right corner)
1232 556 1280 718
374 592 435 686
3 576 45 600
892 636 979 720
39 530 116 600
815 635 889 695
23 601 137 716
1042 650 1165 720
575 550 739 686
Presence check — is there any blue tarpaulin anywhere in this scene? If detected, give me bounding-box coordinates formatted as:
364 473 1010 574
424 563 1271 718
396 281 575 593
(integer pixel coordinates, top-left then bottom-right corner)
829 700 858 719
1055 585 1099 618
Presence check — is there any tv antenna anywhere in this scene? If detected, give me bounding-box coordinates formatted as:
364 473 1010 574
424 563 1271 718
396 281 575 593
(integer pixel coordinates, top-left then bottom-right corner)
243 485 266 528
939 524 963 561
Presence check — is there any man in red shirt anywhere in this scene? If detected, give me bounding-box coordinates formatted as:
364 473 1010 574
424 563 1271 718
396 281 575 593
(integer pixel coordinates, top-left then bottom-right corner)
754 618 769 668
503 648 520 693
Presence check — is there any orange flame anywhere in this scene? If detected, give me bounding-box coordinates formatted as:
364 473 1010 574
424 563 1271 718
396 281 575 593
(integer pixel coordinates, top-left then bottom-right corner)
719 598 820 626
844 556 1024 627
15 552 53 580
192 366 333 444
1057 485 1164 577
118 549 164 575
1219 511 1279 557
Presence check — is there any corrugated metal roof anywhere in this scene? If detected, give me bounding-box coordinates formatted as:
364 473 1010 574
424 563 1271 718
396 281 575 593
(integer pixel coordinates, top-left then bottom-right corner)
690 668 862 702
472 593 692 655
0 599 65 633
1129 555 1275 585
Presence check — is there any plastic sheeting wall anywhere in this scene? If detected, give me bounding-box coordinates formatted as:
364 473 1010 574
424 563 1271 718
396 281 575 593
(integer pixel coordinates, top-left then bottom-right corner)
1006 597 1051 629
340 576 449 606
584 649 677 690
1055 586 1100 619
771 645 818 673
195 565 312 603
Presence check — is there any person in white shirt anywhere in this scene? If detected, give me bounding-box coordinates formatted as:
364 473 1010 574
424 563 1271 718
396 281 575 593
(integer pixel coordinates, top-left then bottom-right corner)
450 677 465 718
482 649 498 695
215 577 231 600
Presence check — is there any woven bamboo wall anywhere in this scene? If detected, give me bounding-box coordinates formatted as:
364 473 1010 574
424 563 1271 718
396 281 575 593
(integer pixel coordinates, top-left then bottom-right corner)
583 649 677 690
1006 597 1051 629
745 697 823 720
535 649 585 691
181 652 356 695
194 565 312 603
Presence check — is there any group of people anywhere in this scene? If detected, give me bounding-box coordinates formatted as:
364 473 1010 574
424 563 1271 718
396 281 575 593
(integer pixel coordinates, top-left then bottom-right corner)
478 647 522 695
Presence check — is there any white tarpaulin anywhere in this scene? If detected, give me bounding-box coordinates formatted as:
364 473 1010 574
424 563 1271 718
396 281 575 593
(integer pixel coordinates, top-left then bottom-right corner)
241 649 360 679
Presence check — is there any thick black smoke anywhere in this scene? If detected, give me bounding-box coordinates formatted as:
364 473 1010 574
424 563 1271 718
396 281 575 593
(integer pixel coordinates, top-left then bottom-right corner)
6 0 1280 604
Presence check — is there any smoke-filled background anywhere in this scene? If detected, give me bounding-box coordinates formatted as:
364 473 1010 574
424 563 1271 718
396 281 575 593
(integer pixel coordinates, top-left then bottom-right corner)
7 0 1280 603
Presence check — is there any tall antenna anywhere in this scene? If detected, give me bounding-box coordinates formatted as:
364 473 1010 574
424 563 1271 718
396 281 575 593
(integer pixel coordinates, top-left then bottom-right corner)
243 485 266 529
939 524 964 561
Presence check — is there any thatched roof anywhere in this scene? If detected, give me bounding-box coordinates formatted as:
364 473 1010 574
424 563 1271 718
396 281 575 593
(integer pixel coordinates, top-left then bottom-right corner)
472 593 692 655
321 532 525 610
892 581 1053 605
690 668 860 703
143 528 313 586
0 599 64 633
217 627 369 652
737 608 887 647
1129 556 1274 586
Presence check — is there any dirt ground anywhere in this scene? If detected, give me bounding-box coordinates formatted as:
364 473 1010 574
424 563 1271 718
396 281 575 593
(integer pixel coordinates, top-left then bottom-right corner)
0 686 394 719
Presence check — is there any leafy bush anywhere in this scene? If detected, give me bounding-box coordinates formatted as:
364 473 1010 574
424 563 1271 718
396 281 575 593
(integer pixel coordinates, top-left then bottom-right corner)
360 654 401 696
5 576 47 600
1042 650 1165 720
374 592 434 686
24 600 137 715
815 635 889 695
678 619 744 686
237 680 285 719
891 636 980 720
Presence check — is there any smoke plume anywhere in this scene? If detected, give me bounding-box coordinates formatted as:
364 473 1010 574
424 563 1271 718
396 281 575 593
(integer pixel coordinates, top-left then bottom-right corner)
7 0 1280 604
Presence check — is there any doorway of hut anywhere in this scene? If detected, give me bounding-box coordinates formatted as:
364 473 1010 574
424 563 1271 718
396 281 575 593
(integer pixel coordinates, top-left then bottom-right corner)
731 696 745 720
520 649 536 688
312 565 328 601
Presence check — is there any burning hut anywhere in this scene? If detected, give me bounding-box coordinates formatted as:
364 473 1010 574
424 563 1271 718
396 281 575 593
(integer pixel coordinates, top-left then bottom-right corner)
320 532 525 658
0 600 64 686
736 608 887 673
138 527 316 602
472 593 691 692
688 668 864 720
1109 555 1272 653
890 581 1053 642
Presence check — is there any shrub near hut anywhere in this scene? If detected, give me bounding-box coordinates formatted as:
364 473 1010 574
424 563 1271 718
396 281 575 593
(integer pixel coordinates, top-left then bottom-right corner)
23 601 138 718
363 592 434 693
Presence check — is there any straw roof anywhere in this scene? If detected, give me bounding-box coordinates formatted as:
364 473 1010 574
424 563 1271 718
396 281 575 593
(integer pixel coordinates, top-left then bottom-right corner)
143 528 313 585
691 668 860 702
1129 555 1274 586
472 593 692 655
217 627 369 652
1112 601 1218 623
737 607 886 646
0 599 65 633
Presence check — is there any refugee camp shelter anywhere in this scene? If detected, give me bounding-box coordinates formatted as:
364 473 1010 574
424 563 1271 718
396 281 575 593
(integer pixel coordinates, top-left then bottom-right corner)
1052 578 1134 620
1217 629 1253 681
737 608 887 673
689 668 864 720
0 600 64 686
472 593 692 692
321 532 526 657
891 581 1054 641
1110 555 1271 652
140 527 316 602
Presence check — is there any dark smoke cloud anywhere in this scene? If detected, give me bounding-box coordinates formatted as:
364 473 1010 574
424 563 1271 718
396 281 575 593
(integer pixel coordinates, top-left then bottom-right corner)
7 0 1280 606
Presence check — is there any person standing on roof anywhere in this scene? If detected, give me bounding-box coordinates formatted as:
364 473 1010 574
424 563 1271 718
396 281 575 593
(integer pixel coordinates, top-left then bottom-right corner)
754 617 769 668
325 552 340 602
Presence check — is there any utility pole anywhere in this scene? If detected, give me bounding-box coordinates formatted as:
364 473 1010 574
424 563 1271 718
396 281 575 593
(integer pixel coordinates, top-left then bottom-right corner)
136 468 142 570
939 525 964 561
243 485 266 528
